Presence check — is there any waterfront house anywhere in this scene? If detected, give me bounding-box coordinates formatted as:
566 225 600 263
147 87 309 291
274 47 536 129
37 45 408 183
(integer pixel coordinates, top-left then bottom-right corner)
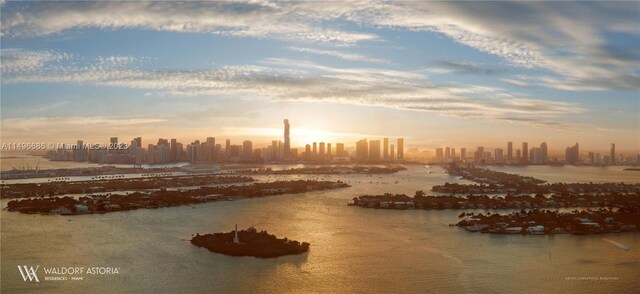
526 225 544 234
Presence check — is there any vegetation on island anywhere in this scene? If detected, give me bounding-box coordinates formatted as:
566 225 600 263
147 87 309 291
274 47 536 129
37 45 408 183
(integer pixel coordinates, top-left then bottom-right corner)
1 175 254 199
6 180 350 215
191 228 310 258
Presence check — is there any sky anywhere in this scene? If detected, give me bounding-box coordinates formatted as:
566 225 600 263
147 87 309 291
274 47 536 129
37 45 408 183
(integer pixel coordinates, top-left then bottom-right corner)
1 1 639 152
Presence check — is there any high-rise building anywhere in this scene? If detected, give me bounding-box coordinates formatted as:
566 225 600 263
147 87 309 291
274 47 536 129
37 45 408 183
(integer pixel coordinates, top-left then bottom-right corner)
516 149 521 162
495 148 504 164
390 144 395 160
110 137 118 155
460 148 466 162
565 142 579 164
610 143 616 165
284 119 290 158
225 139 231 160
540 142 548 164
319 142 326 158
327 143 332 157
397 138 404 161
133 137 142 149
444 147 451 161
435 148 444 163
451 148 456 161
521 142 528 164
356 139 369 162
475 146 485 163
336 143 346 157
206 137 216 162
243 140 253 160
312 142 317 159
170 139 178 162
369 140 381 161
305 144 311 160
507 142 513 161
74 140 84 162
383 138 389 161
531 147 542 164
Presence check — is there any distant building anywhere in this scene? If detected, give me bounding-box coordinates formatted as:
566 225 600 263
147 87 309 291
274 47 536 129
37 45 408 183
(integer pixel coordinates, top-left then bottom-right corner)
397 138 404 161
369 140 381 161
390 144 395 160
284 119 291 158
495 148 504 164
383 138 389 161
540 142 548 164
521 142 528 164
243 140 253 160
356 139 368 162
610 143 616 165
507 142 513 162
336 143 346 157
565 142 580 164
435 148 444 163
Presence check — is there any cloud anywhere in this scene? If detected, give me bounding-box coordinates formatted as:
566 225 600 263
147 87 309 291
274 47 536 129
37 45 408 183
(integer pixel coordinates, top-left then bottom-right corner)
0 48 71 73
2 2 637 90
2 50 586 130
501 78 528 88
288 46 390 64
0 1 379 46
434 60 502 75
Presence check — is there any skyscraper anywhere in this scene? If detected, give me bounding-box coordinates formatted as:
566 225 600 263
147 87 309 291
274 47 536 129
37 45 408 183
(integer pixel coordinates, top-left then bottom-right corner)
521 142 528 164
305 144 311 160
319 142 326 158
383 138 389 161
495 148 504 164
435 148 444 163
312 142 317 160
540 142 548 164
390 144 395 160
507 142 513 162
369 140 381 161
397 138 404 161
284 119 290 158
243 140 253 160
356 139 368 162
460 148 466 162
336 143 345 157
610 143 616 165
170 139 178 162
565 142 579 164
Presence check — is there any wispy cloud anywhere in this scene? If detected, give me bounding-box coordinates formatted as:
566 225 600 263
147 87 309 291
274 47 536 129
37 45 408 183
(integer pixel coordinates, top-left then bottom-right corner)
0 1 379 46
2 2 637 91
434 60 502 75
288 47 390 64
2 50 586 130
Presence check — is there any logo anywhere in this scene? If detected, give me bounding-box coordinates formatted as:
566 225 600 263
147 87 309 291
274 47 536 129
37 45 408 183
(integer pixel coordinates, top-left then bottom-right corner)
17 265 40 282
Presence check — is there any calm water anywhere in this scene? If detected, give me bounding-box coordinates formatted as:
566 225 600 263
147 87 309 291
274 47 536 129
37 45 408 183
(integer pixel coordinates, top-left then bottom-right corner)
1 166 639 293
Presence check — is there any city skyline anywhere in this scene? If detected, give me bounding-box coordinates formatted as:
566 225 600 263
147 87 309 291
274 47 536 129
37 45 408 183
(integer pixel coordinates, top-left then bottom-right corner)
1 2 639 150
36 118 637 166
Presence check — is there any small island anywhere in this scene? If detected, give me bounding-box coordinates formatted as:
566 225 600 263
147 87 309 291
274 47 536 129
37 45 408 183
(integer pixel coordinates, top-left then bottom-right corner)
191 226 310 258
